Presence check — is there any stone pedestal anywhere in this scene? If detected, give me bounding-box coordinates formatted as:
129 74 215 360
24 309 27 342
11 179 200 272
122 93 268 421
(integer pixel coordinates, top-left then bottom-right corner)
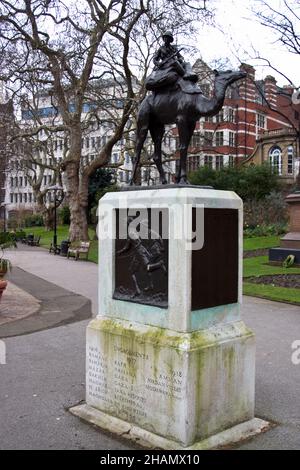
269 192 300 264
71 187 268 449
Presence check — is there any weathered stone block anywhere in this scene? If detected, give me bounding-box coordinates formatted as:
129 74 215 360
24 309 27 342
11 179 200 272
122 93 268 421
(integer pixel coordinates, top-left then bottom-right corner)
86 317 255 447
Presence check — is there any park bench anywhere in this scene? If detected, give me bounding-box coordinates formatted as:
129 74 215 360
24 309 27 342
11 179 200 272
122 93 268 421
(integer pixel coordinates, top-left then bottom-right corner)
21 234 34 245
28 235 41 247
67 241 90 261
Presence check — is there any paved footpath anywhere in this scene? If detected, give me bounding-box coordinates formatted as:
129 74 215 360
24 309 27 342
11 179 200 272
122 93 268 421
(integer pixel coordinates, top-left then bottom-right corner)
0 246 299 450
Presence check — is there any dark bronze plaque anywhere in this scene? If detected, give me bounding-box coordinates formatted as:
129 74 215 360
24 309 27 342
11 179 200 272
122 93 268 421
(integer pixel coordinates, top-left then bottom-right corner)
114 208 168 308
192 208 239 310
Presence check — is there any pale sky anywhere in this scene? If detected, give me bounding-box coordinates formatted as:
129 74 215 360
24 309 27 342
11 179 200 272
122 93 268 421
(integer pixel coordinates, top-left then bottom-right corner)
193 0 300 87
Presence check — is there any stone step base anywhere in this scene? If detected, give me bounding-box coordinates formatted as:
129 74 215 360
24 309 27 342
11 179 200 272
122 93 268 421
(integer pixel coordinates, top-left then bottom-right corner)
70 403 270 450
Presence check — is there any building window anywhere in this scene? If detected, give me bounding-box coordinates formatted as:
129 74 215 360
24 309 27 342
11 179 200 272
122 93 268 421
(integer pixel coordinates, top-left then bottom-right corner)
215 110 224 123
227 108 235 123
204 155 213 168
288 146 294 174
43 176 47 185
112 152 118 163
229 131 235 147
204 116 213 123
125 152 130 164
91 137 95 148
14 194 18 203
188 155 200 172
24 193 27 203
257 113 265 129
228 155 234 167
29 193 32 203
190 134 201 147
203 131 213 147
269 146 282 175
215 132 224 147
10 193 13 203
216 155 224 170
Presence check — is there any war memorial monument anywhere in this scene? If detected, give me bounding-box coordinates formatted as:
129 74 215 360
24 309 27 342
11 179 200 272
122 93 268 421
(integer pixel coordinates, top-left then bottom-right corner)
71 32 269 449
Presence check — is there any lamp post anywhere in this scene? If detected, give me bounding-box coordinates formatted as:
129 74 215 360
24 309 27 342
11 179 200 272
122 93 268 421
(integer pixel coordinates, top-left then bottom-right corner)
48 185 63 254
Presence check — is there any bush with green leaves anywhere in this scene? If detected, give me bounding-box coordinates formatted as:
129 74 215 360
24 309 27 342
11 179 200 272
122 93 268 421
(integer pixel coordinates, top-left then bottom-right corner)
24 213 44 227
189 163 281 201
0 232 17 277
244 191 288 228
58 206 70 225
243 222 287 238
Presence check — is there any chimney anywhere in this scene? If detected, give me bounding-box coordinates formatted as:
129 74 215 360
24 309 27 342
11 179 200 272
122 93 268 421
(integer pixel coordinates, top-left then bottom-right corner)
264 75 277 108
239 63 256 101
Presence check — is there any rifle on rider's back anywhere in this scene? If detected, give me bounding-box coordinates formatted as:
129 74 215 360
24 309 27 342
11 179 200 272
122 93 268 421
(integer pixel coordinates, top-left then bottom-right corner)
156 48 184 70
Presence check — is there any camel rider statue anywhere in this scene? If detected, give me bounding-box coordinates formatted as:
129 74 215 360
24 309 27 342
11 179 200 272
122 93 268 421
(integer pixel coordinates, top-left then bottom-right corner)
145 31 202 94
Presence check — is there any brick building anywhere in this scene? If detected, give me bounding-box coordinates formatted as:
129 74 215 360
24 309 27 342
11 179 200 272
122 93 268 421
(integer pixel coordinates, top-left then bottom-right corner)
185 61 299 179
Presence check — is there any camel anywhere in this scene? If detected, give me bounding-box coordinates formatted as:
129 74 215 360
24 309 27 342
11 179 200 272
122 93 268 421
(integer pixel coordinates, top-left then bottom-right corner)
130 69 247 185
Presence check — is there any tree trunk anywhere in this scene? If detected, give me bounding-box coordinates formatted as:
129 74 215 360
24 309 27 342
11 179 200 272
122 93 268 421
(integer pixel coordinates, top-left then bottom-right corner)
66 161 89 242
68 194 89 241
64 127 89 242
43 207 55 231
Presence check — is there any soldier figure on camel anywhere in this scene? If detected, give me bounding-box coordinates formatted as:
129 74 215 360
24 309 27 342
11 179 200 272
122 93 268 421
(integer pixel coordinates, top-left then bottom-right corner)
145 31 202 94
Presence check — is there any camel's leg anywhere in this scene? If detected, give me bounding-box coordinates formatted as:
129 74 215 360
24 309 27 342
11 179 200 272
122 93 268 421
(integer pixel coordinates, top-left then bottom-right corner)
149 121 167 184
130 99 150 185
176 119 196 184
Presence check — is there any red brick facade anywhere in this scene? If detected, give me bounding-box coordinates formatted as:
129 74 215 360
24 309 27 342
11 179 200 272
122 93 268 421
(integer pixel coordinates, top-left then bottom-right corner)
182 61 299 173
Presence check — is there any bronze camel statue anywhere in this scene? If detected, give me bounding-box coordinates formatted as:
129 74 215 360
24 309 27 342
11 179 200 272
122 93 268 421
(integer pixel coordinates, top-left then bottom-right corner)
130 69 247 185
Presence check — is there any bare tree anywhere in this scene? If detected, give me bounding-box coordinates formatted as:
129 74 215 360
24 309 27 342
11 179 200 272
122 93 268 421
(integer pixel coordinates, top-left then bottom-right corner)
253 0 300 186
0 0 210 241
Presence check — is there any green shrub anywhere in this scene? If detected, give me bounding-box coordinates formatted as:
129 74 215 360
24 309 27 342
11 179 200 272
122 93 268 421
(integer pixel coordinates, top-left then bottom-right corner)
244 222 287 238
189 163 281 201
0 232 13 245
58 206 70 225
14 230 26 241
244 191 288 228
24 214 44 227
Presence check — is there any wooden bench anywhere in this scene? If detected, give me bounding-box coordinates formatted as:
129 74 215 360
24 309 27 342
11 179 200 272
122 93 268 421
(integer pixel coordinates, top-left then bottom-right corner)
67 241 90 261
28 235 41 247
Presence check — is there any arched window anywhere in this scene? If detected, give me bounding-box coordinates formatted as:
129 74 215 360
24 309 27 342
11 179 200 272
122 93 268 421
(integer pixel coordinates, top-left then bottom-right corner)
269 146 282 175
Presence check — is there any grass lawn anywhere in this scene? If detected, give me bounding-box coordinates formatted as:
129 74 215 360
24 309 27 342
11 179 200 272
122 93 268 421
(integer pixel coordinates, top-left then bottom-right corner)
244 255 300 304
243 235 280 251
24 225 98 263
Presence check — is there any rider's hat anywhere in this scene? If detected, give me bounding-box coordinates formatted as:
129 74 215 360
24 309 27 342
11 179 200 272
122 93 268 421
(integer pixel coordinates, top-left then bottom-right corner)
162 31 174 42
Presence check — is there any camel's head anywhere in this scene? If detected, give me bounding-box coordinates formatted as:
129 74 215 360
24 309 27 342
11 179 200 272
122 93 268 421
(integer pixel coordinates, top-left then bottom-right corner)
214 69 247 86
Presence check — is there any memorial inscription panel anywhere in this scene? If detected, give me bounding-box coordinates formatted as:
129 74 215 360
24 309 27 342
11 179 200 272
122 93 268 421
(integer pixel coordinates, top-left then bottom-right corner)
87 335 185 427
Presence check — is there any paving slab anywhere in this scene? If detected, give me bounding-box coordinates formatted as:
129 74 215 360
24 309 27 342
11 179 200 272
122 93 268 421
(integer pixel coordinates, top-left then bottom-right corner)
0 282 40 326
0 267 92 338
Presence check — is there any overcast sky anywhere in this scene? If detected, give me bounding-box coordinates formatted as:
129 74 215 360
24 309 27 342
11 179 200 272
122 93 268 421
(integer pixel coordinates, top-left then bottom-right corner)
193 0 300 87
